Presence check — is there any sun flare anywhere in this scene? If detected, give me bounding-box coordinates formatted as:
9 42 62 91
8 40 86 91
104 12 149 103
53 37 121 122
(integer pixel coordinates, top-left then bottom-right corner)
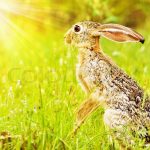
0 0 51 50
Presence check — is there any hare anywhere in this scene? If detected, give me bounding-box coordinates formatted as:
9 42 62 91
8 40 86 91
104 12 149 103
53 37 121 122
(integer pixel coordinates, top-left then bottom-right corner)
64 21 150 147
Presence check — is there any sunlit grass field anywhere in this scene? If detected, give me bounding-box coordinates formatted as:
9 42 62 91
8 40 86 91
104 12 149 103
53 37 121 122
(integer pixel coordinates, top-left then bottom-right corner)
0 1 150 150
0 26 150 149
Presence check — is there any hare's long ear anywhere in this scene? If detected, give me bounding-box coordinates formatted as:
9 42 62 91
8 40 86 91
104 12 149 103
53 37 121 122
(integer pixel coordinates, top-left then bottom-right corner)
92 24 145 43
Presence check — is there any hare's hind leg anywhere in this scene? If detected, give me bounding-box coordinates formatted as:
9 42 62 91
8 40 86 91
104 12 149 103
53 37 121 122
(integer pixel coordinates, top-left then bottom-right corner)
73 98 101 135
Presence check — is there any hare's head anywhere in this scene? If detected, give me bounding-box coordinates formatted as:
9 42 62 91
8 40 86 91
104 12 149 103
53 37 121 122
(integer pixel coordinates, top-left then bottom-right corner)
65 21 144 50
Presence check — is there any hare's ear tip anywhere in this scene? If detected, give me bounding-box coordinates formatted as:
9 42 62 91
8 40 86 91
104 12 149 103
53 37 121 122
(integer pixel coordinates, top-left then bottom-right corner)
140 38 145 44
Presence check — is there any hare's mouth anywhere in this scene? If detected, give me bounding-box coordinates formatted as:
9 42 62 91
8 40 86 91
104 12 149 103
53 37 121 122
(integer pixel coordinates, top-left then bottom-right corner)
64 29 73 44
64 35 72 44
64 32 73 45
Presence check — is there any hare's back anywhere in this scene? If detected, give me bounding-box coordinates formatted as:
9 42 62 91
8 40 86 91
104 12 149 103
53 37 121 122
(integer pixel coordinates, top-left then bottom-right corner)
110 66 144 105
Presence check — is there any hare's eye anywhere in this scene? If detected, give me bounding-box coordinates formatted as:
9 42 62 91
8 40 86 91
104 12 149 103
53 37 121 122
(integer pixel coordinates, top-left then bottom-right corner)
74 25 81 32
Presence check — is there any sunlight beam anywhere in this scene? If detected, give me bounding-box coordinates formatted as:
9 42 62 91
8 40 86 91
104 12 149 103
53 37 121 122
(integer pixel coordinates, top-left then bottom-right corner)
0 1 51 23
0 0 51 52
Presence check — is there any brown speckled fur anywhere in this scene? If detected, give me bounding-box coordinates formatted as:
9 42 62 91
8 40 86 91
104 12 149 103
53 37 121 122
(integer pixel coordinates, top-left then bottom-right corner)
65 21 149 147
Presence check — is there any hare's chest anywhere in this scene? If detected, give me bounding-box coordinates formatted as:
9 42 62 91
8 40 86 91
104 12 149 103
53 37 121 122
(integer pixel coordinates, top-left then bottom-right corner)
76 60 108 93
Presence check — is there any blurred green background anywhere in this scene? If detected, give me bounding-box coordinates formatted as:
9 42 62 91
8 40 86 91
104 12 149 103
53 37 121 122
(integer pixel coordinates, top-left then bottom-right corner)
0 0 150 149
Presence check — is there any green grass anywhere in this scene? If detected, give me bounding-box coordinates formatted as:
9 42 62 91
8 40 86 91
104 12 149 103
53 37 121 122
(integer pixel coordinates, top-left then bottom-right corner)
0 25 150 149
